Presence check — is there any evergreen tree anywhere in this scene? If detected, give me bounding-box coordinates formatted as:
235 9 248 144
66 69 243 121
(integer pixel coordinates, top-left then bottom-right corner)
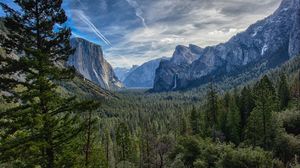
246 76 277 149
104 128 116 168
205 82 218 141
226 96 241 145
292 71 300 110
278 73 290 110
179 115 189 136
83 110 100 168
219 92 230 138
239 86 255 140
190 106 200 135
116 122 132 164
0 1 95 167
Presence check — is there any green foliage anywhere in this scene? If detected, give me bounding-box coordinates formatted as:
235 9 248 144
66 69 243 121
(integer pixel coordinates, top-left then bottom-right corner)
205 82 219 140
245 76 279 149
216 146 274 168
1 4 299 166
239 86 255 140
170 136 275 168
0 1 98 167
280 109 300 135
116 122 133 163
278 73 290 110
190 106 201 135
225 95 241 145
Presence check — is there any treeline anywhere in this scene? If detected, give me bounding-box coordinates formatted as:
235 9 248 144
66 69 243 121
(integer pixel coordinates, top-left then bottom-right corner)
0 0 300 168
91 72 299 168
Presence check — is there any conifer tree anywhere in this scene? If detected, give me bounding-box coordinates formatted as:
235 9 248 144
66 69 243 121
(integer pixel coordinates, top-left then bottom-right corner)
246 76 277 149
179 115 189 136
104 128 116 168
292 71 300 110
278 73 290 110
116 122 132 164
219 92 230 138
239 86 255 140
190 106 200 135
226 96 241 145
205 82 218 141
0 1 96 167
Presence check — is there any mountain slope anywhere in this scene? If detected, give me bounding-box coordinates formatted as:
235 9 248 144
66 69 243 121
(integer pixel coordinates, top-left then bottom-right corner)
153 0 300 92
124 57 169 88
114 65 138 82
68 38 123 90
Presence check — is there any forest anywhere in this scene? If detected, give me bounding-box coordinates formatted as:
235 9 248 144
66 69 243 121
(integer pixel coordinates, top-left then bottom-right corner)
0 0 300 168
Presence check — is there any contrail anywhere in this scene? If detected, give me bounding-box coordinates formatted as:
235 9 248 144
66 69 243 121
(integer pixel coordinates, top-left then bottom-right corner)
77 11 112 46
126 0 148 28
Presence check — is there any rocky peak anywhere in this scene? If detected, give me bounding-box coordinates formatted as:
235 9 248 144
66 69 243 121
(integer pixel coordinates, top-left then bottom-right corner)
68 38 123 90
171 45 200 65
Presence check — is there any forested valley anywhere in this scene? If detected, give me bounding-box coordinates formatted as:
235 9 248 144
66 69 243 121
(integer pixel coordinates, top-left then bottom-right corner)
0 0 299 168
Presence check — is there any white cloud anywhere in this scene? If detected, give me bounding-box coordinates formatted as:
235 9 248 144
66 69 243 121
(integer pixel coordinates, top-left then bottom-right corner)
67 0 282 68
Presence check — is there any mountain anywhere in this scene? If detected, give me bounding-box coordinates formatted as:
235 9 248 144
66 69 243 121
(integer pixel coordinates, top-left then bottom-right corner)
68 38 123 90
123 57 169 88
153 0 300 92
114 65 138 82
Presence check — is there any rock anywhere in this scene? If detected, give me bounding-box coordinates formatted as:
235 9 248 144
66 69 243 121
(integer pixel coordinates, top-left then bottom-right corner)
68 38 123 90
153 0 300 92
114 65 138 82
124 57 169 88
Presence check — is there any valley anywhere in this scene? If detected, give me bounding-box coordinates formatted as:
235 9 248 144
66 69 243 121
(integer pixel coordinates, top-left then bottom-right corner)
0 0 300 167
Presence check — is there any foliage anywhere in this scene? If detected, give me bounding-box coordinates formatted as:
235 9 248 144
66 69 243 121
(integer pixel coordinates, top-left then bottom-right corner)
170 136 275 168
0 1 97 167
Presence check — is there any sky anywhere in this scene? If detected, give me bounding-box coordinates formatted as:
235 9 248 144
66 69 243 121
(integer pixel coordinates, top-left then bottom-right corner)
1 0 282 68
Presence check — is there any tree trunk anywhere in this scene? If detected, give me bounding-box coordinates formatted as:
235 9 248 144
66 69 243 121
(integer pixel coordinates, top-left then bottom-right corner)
85 111 92 167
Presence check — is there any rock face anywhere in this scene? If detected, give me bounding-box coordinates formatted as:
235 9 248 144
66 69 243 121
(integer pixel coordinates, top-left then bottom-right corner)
153 0 300 92
68 38 123 90
114 65 138 82
124 57 169 88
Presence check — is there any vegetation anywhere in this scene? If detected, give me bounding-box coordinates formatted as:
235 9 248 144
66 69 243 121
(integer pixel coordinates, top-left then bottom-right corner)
0 0 97 167
0 0 300 168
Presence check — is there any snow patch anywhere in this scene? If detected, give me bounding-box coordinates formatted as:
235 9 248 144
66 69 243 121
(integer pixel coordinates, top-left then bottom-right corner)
252 26 262 37
261 44 268 55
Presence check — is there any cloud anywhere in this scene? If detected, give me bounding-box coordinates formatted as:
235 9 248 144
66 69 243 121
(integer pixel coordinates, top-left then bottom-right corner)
75 10 112 46
66 0 282 68
126 0 148 28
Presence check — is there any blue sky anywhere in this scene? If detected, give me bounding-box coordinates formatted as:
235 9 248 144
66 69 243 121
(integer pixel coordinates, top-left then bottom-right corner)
1 0 282 68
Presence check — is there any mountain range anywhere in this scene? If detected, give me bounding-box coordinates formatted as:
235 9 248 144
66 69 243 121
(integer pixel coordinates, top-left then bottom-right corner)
153 0 300 92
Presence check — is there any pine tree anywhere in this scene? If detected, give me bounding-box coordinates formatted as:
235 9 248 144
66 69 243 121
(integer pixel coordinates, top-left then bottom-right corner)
205 81 218 141
219 92 230 138
104 128 116 168
226 96 241 145
190 106 200 135
278 73 290 110
0 1 96 167
116 122 132 164
239 86 255 140
179 115 189 136
245 76 277 149
292 71 300 110
83 110 99 168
